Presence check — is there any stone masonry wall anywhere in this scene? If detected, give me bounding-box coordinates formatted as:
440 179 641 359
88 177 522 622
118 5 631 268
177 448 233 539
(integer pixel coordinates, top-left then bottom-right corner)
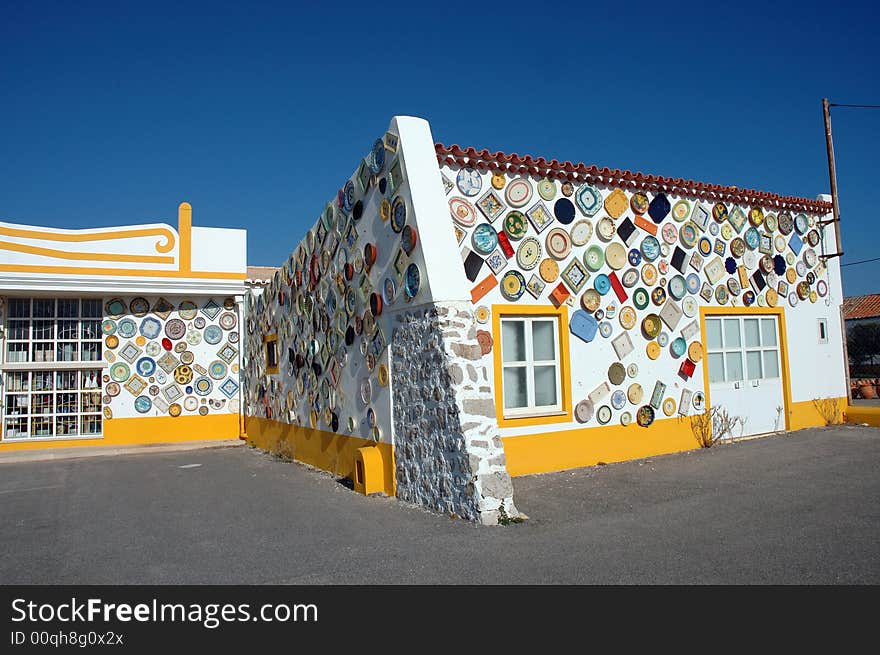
390 301 517 525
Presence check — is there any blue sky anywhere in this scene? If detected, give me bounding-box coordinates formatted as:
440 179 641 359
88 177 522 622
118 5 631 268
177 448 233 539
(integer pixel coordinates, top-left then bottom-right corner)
1 1 877 294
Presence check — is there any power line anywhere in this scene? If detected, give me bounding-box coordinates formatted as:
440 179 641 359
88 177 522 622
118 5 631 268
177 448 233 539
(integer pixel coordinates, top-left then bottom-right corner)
829 103 880 109
841 256 880 267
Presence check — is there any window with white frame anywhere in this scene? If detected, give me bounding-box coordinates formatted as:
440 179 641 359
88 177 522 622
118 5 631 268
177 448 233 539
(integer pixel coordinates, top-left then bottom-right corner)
499 315 562 417
706 316 780 384
2 298 104 440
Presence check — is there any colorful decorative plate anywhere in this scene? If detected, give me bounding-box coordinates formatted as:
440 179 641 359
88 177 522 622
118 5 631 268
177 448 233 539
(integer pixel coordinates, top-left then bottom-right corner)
765 213 779 233
545 228 572 260
404 263 421 299
570 219 593 246
672 200 691 222
622 268 639 288
517 237 542 270
505 178 533 208
574 399 594 423
539 258 559 283
134 395 152 414
794 213 809 235
118 318 137 339
778 212 794 235
641 263 658 286
401 225 418 255
584 245 604 272
641 313 661 339
628 383 644 404
633 287 650 310
194 377 213 396
136 356 156 377
682 295 698 317
456 168 482 197
605 243 626 270
209 360 228 380
538 178 557 201
744 226 760 250
581 288 601 312
449 197 477 227
165 319 186 340
631 192 649 215
472 223 499 255
671 336 687 357
661 222 678 245
109 362 130 382
597 405 612 425
105 335 119 349
178 300 197 320
640 236 660 261
619 306 637 329
383 277 397 305
637 405 655 427
575 184 603 216
553 197 576 224
501 270 526 301
503 211 528 240
679 223 697 248
596 217 615 242
668 275 686 300
204 325 222 344
129 297 149 317
391 196 407 233
611 390 627 410
475 306 490 323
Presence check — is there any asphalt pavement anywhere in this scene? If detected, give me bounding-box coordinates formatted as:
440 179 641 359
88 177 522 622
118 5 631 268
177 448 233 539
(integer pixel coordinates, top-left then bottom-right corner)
1 425 877 584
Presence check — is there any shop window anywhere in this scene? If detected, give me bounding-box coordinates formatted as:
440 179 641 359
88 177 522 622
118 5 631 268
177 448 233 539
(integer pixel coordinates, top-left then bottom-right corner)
264 335 279 375
706 316 781 383
2 298 104 440
498 313 566 419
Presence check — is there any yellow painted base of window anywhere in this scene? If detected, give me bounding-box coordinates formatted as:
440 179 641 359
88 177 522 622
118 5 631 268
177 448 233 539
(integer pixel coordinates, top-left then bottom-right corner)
244 417 396 496
503 396 848 477
0 413 242 452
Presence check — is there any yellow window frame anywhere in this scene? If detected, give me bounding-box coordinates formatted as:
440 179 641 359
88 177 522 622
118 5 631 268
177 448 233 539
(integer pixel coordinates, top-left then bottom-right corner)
491 303 572 427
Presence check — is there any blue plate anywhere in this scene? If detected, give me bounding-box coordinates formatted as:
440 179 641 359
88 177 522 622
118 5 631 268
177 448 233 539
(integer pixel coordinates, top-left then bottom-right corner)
369 139 385 174
628 248 642 266
686 273 701 294
471 223 499 255
744 226 760 250
640 236 660 262
404 263 421 299
594 274 611 295
135 357 156 377
570 310 598 343
553 198 576 224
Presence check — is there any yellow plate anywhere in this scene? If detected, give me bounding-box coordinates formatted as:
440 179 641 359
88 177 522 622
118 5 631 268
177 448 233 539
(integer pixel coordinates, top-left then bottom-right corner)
646 341 661 360
604 188 628 218
688 341 703 362
491 173 506 189
619 306 637 330
169 403 181 417
581 288 601 312
662 397 677 416
765 288 778 307
641 263 658 286
378 364 389 386
539 258 559 283
105 335 119 349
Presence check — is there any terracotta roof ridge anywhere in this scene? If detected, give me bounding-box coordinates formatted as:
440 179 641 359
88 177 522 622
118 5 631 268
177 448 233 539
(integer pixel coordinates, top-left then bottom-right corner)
435 143 832 214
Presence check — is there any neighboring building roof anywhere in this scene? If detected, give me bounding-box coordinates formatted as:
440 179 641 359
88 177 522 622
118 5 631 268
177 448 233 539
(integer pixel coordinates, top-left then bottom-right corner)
843 294 880 321
435 143 832 215
246 265 278 287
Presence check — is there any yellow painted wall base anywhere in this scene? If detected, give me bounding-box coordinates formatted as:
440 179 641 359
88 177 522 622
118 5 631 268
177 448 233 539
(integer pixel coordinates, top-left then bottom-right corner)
503 396 849 478
843 404 880 427
789 397 847 430
0 413 241 452
245 417 396 496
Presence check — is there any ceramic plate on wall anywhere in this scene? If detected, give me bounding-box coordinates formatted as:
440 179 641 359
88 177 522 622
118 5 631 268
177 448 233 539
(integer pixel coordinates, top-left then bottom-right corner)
505 179 533 208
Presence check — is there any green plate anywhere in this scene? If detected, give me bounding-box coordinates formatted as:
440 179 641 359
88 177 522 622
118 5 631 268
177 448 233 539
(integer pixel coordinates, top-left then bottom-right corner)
584 244 605 272
633 287 650 310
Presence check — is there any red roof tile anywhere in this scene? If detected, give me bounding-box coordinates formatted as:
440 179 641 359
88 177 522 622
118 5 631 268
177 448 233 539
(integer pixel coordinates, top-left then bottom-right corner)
435 144 832 215
843 294 880 320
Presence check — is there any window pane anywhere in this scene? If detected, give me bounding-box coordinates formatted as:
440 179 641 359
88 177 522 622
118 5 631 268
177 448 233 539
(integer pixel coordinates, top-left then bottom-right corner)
32 299 55 318
761 318 777 347
532 320 556 361
57 299 79 317
724 319 741 348
763 350 779 378
32 320 54 339
58 320 78 340
708 353 725 383
81 299 102 318
81 319 101 340
8 298 30 317
744 319 760 348
7 320 28 340
706 319 723 349
746 350 762 379
725 352 743 381
501 320 526 362
503 367 528 409
57 342 78 362
533 365 557 406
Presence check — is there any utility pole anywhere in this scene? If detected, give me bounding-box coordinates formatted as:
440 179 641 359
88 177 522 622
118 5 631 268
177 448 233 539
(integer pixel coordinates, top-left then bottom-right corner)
821 98 843 254
822 98 850 404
